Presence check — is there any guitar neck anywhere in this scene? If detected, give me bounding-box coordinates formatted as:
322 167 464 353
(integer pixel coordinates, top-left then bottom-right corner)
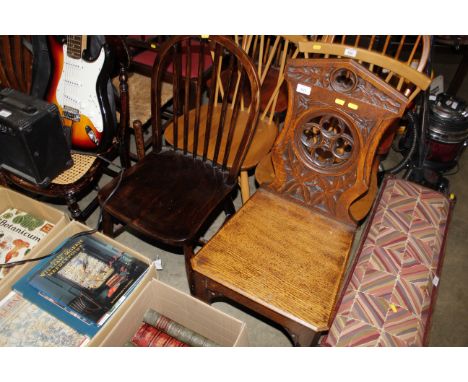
66 35 87 59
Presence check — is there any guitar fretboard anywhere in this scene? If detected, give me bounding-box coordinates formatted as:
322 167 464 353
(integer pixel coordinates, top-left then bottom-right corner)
67 36 84 59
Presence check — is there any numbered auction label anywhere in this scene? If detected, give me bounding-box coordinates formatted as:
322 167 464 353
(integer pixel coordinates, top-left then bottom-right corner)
296 83 311 95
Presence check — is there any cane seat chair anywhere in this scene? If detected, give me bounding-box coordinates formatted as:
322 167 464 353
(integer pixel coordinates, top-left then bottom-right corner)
1 36 131 221
98 35 260 286
191 57 428 346
255 35 431 221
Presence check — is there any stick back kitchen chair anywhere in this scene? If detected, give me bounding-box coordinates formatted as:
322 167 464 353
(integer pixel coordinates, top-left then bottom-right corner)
98 35 260 287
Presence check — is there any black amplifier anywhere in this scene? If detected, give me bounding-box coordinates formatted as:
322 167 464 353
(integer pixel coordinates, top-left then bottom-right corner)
0 88 73 187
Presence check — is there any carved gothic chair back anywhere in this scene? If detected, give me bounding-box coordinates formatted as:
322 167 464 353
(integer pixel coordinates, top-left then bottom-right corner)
269 58 410 225
256 35 432 221
98 35 260 287
190 58 416 346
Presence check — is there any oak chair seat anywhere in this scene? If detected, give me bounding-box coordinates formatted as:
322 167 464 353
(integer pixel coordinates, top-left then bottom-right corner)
99 150 233 246
164 104 277 171
192 188 354 331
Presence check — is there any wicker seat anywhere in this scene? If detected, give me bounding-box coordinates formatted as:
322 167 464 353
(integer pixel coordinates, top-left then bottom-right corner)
51 154 97 185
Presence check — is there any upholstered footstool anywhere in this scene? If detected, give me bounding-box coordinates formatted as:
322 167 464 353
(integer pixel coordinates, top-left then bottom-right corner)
324 177 453 346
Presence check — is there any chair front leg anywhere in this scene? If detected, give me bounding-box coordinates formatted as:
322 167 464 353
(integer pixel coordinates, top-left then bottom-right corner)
101 209 115 237
239 170 250 204
183 244 197 295
65 192 83 221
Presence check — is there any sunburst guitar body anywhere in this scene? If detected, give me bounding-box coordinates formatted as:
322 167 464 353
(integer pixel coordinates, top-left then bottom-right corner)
47 36 114 151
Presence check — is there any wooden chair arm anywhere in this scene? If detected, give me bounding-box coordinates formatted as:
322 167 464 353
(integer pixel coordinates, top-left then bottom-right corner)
116 65 131 169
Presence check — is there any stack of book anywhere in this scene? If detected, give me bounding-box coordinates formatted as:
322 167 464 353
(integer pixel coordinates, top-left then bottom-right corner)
0 221 149 346
128 308 219 347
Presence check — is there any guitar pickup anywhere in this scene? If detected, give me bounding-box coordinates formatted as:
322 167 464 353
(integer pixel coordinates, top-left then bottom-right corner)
63 106 80 122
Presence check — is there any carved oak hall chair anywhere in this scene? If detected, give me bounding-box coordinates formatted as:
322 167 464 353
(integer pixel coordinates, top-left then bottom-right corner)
98 35 260 285
191 58 416 346
255 35 431 221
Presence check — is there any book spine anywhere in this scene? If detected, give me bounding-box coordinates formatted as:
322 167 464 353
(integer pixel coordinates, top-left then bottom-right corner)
131 323 188 347
97 268 149 326
143 309 218 347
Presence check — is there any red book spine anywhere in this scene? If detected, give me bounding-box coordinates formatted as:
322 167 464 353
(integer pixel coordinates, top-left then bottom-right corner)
131 323 158 346
131 322 188 347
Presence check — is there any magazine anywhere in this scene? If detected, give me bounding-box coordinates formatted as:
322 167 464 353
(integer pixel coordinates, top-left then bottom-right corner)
0 207 54 280
14 234 148 337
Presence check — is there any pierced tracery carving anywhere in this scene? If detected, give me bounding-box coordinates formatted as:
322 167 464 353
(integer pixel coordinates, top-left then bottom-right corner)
296 114 355 170
269 59 409 224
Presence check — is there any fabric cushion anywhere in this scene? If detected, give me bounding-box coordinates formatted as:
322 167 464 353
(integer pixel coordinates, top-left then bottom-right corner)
132 40 213 79
324 178 452 346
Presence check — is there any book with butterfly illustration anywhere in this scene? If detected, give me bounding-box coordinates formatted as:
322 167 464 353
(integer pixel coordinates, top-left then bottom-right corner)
13 234 148 337
0 207 54 281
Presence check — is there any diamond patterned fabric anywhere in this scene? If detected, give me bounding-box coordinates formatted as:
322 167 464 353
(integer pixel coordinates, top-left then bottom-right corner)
325 178 451 346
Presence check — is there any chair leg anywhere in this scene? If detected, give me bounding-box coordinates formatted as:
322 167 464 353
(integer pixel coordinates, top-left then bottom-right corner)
0 172 8 187
284 323 321 347
191 271 214 304
101 210 115 237
223 197 236 218
193 274 322 346
65 193 83 221
239 170 250 204
183 245 196 295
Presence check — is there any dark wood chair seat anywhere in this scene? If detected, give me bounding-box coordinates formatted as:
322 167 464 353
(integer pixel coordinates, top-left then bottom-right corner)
99 150 233 245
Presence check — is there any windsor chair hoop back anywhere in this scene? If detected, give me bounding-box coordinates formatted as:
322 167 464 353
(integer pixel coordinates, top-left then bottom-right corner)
98 35 260 286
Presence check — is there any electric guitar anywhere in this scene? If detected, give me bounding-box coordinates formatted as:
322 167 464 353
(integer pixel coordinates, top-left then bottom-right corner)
47 35 114 151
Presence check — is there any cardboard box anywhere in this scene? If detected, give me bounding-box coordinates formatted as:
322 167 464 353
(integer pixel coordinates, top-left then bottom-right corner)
28 220 156 346
0 218 156 346
98 278 249 347
0 186 69 298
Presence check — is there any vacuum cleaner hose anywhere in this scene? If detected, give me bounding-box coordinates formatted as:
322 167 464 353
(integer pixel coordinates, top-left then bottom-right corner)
387 110 419 175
